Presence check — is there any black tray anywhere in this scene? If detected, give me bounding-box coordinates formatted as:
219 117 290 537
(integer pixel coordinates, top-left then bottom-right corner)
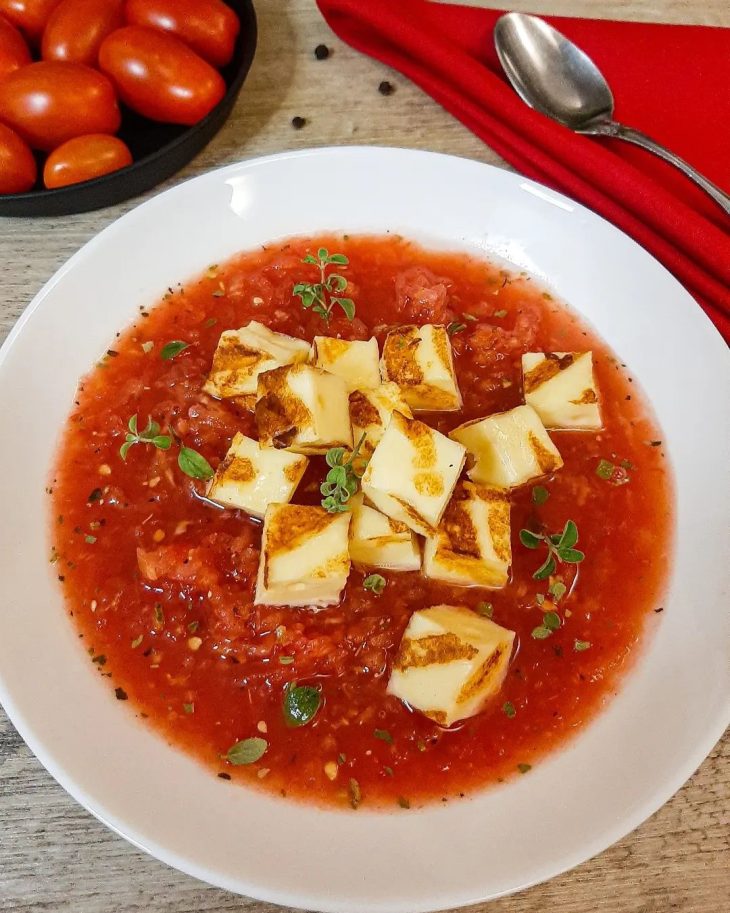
0 0 257 218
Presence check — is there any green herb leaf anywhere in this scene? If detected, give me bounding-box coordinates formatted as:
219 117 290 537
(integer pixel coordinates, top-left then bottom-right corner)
178 447 214 481
519 529 542 549
574 639 592 652
543 610 561 631
531 625 551 640
533 555 556 580
183 702 194 714
503 701 516 718
476 601 493 618
335 297 355 320
131 635 143 649
558 547 585 564
325 447 346 468
596 459 614 480
328 253 349 265
84 534 96 544
374 728 393 744
493 309 508 318
87 488 102 502
283 682 321 727
558 520 579 549
363 574 386 595
161 340 189 360
152 435 172 450
447 321 467 336
517 763 532 774
532 485 549 505
548 580 567 601
279 655 294 665
226 737 267 765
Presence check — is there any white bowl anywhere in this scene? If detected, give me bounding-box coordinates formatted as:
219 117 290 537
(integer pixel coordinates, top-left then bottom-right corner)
0 147 727 912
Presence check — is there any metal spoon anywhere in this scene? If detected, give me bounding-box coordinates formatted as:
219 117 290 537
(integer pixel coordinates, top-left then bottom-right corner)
493 12 730 216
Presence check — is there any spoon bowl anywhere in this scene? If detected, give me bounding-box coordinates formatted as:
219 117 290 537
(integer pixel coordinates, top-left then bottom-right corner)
494 13 614 129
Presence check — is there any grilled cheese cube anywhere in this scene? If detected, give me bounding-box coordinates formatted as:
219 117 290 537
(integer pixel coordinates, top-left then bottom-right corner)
206 433 307 519
311 336 380 391
348 493 421 571
203 321 310 406
423 482 510 588
255 363 353 455
380 324 462 411
255 504 351 608
450 404 563 489
387 605 515 726
522 352 602 430
361 411 466 537
349 382 413 455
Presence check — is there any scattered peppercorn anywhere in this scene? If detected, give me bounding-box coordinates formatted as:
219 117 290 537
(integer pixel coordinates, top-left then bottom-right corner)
378 80 395 96
115 687 128 701
291 116 307 129
314 44 330 60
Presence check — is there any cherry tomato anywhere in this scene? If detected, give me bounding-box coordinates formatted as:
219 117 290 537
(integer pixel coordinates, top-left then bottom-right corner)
0 121 36 192
0 61 121 150
42 0 124 66
43 132 132 188
124 0 239 67
0 13 31 80
0 0 62 42
99 26 225 125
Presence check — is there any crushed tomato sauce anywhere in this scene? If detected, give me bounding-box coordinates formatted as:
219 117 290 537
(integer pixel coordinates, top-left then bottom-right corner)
50 235 673 809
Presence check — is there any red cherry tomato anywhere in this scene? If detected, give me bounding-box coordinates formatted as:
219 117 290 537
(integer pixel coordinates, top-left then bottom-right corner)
0 0 62 42
124 0 239 67
0 120 36 192
0 13 31 80
0 61 121 150
43 132 132 188
42 0 124 66
99 26 225 126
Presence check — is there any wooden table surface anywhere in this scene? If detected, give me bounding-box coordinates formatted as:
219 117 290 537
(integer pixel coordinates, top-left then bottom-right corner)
1 2 728 911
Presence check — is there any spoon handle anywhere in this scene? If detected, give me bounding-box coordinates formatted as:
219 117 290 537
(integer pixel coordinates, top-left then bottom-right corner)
584 121 730 217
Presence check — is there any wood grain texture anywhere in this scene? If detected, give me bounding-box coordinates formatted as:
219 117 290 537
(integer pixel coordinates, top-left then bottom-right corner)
0 1 728 911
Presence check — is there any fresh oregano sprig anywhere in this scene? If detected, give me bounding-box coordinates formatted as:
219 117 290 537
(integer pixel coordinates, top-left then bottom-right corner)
519 519 585 580
120 415 172 460
293 248 355 322
320 433 367 512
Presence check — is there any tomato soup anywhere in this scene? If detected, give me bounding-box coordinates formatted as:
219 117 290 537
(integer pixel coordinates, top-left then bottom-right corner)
50 235 673 809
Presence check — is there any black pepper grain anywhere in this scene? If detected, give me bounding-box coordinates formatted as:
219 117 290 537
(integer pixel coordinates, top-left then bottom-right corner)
314 44 330 60
378 80 395 96
291 116 307 129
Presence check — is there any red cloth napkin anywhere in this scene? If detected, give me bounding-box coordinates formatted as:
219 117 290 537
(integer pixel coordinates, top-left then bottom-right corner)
317 0 730 340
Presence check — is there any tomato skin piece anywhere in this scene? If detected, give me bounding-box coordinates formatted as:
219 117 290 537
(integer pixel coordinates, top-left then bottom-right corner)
99 26 226 126
0 61 121 150
0 13 31 80
43 132 132 188
124 0 239 67
0 0 62 42
41 0 124 66
0 120 36 192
